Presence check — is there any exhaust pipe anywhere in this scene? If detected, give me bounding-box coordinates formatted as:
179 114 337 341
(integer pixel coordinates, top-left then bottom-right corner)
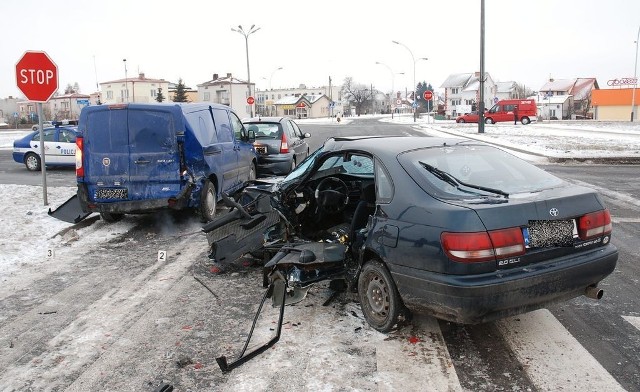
584 285 603 300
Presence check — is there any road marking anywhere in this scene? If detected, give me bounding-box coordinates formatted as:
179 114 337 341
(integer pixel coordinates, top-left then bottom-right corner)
374 314 463 392
611 217 640 223
622 315 640 332
497 309 625 391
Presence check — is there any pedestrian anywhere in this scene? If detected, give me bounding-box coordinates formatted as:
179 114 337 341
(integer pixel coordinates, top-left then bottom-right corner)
513 105 519 125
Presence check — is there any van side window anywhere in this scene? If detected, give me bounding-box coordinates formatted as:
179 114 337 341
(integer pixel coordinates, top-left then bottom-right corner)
212 108 233 143
229 112 244 141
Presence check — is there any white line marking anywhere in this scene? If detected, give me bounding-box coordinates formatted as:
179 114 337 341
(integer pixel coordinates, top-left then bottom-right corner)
622 315 640 332
497 309 625 391
374 314 463 392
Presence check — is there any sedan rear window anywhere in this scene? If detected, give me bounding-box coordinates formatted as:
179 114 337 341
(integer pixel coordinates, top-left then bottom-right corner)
398 144 563 198
246 123 281 139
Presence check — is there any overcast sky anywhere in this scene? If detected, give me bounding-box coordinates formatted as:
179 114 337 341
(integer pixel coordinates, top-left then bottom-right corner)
3 0 640 98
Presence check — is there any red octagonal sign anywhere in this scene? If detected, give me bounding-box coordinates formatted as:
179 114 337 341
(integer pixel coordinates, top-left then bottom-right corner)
15 51 59 102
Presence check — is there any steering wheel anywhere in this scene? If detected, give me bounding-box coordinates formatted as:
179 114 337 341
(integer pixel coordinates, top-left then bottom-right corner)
314 177 349 214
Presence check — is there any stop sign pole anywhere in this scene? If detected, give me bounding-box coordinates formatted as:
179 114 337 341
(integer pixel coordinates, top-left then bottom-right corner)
15 51 59 206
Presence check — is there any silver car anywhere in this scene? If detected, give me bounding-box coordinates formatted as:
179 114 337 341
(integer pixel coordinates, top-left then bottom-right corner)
243 116 311 176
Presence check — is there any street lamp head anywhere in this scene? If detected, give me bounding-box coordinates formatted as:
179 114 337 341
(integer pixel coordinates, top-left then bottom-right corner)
392 40 400 45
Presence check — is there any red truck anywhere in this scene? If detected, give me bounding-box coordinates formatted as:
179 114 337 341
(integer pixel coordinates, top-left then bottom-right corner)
485 99 537 125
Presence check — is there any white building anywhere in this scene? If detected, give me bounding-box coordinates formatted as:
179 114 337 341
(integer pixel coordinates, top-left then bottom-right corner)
197 73 255 118
440 72 497 118
99 73 170 104
256 84 344 118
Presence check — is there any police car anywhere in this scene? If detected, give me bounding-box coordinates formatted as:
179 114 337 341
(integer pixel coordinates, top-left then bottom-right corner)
12 123 81 171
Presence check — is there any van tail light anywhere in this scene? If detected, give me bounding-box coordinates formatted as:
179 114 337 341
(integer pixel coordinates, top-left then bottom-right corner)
75 136 84 177
280 132 289 153
578 209 612 240
441 227 525 263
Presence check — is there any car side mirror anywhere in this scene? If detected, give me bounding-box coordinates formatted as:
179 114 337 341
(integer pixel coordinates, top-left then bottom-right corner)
247 129 255 142
303 132 311 138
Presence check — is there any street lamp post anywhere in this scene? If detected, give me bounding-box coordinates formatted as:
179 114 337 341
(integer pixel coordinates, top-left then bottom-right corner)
269 66 283 90
375 61 404 119
631 25 640 122
232 24 261 118
392 40 427 122
123 58 128 103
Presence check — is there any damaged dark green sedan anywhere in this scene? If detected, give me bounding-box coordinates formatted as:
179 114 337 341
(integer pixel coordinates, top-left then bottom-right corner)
205 136 617 370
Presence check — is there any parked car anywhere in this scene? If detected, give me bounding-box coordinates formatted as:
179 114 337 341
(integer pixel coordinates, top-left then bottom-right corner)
49 102 257 224
32 121 54 131
12 125 81 171
455 111 481 123
242 116 311 176
206 136 617 333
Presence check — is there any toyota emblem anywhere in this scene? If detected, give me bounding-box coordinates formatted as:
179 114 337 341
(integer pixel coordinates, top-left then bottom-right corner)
549 208 559 217
102 157 111 167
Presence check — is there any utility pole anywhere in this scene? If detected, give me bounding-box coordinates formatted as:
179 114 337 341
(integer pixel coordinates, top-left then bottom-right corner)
478 0 486 133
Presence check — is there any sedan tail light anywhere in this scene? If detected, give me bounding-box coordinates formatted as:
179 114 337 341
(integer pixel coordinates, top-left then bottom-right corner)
75 136 84 177
577 209 612 240
441 227 525 263
280 132 289 153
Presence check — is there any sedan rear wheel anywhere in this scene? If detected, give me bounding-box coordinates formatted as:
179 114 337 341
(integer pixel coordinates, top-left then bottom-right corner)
457 119 465 123
485 117 494 124
358 260 402 332
24 153 41 171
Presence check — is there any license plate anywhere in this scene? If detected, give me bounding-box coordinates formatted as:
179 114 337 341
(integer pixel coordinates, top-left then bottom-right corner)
255 146 267 154
524 220 574 248
95 188 128 200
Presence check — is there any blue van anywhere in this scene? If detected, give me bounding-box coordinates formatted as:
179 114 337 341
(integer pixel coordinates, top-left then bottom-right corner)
71 102 256 222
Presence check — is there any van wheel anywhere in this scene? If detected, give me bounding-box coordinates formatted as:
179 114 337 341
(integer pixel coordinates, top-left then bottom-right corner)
521 117 530 125
248 162 256 181
485 117 494 124
199 180 217 223
101 212 124 222
358 260 402 332
24 153 41 171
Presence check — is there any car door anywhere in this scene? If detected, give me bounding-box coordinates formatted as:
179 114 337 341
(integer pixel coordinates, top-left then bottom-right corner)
229 111 255 183
288 120 308 162
56 128 78 166
30 128 59 164
211 108 239 192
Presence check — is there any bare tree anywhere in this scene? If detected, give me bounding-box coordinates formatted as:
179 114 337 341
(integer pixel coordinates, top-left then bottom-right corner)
341 77 374 116
64 83 80 94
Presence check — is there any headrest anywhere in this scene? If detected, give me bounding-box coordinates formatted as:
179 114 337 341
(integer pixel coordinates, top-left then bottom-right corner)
361 183 376 203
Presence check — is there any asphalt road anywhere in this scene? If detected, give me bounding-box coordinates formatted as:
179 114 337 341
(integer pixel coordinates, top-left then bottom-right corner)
0 118 638 391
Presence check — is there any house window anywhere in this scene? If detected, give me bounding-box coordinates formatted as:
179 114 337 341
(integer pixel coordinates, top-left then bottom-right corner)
107 91 113 99
151 89 157 97
204 92 210 101
451 99 461 105
465 99 474 105
451 88 459 94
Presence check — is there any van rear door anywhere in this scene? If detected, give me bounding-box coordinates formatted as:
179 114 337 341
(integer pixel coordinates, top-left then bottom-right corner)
83 105 182 203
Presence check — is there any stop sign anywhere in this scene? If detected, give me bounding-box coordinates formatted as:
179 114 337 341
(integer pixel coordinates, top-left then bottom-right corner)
423 90 433 100
247 96 255 105
15 51 59 102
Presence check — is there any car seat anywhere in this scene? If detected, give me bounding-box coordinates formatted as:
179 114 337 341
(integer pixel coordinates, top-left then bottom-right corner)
349 183 376 252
